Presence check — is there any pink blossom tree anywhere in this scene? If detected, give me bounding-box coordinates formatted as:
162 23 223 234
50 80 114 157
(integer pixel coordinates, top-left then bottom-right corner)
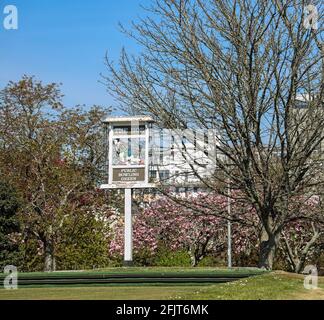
109 193 257 266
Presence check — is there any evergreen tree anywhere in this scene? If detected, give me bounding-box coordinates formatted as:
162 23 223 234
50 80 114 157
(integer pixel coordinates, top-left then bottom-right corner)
0 181 21 269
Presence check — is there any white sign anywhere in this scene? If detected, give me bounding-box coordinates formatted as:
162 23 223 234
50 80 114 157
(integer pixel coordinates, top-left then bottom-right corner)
100 116 155 190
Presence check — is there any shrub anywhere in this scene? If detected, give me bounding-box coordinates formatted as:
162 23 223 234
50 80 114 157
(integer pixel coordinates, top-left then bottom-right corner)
153 247 191 267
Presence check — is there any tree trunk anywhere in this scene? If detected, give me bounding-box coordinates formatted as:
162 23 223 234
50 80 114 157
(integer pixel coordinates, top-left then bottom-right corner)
189 246 198 267
283 225 321 274
190 254 198 267
189 242 209 267
258 230 280 270
295 260 305 274
44 238 56 272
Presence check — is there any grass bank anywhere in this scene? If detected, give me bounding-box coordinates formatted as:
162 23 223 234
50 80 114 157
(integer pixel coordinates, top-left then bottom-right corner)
0 269 322 300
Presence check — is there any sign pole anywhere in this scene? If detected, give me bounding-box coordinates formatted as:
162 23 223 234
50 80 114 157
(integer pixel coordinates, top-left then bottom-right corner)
124 188 133 266
227 181 232 268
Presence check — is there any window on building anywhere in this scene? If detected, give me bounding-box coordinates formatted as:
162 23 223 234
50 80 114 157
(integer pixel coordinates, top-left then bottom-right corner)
159 170 170 181
182 135 187 151
160 129 164 164
149 170 157 179
204 133 209 156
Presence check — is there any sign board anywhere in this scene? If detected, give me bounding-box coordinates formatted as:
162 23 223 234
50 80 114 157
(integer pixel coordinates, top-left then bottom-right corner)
113 168 145 182
100 116 155 189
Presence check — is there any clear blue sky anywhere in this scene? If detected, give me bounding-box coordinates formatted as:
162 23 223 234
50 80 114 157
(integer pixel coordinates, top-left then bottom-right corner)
0 0 151 110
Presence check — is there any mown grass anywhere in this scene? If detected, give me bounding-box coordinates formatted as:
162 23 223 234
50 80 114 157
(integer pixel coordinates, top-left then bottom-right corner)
0 285 202 300
0 270 322 300
173 271 324 300
0 266 264 278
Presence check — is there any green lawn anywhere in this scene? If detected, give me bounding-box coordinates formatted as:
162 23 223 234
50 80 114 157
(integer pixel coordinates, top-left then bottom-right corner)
0 285 200 300
0 270 323 300
0 266 263 278
178 271 324 300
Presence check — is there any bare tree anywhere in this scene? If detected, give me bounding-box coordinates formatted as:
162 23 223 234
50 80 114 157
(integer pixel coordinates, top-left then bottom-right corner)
103 0 324 269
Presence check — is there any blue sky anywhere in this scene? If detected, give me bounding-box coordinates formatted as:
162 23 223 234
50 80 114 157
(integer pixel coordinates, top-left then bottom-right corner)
0 0 151 110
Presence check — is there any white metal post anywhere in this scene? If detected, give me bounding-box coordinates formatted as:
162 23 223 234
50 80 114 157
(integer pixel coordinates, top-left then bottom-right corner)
124 188 133 266
227 221 232 268
227 182 232 268
145 122 149 184
108 124 113 185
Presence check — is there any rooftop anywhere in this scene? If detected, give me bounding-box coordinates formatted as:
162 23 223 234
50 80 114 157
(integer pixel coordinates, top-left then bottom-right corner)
102 115 153 123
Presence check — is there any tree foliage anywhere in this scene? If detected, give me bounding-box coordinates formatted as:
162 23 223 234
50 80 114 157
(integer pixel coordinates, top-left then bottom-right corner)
0 75 115 271
0 181 21 269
